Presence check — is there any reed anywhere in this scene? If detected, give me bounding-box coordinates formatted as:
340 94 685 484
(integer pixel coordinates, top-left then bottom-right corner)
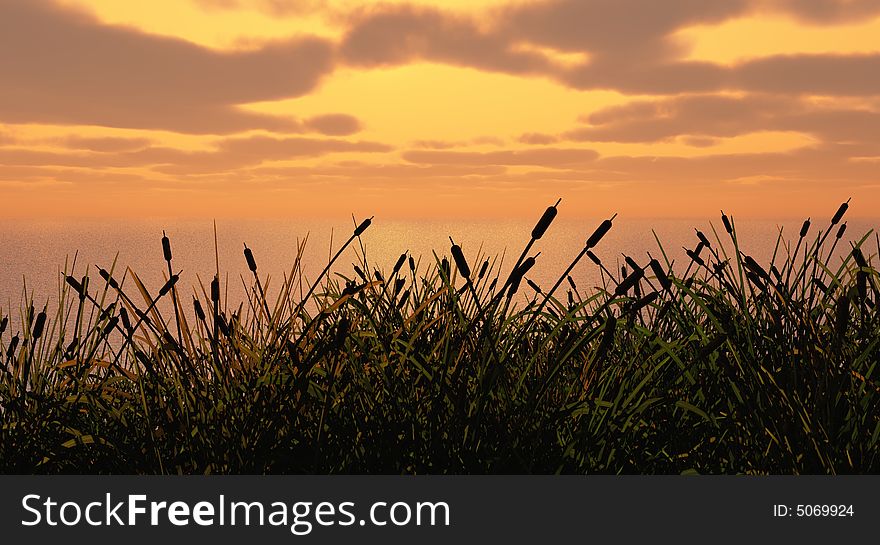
0 200 878 475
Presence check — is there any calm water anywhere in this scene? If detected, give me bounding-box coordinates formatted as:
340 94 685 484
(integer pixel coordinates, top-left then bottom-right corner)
1 216 878 330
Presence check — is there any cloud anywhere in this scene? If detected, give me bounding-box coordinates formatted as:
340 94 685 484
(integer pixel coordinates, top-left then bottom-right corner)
0 0 334 133
0 136 392 174
304 114 362 136
518 133 559 145
62 135 153 152
767 0 880 22
566 94 880 144
403 148 599 166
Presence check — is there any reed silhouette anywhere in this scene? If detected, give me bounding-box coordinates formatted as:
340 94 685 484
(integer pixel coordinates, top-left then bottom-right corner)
0 201 878 474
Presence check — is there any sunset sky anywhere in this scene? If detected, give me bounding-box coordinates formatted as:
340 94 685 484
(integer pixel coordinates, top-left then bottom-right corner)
1 0 879 219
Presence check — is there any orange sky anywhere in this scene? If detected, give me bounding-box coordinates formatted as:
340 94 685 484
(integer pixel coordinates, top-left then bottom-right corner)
1 0 879 219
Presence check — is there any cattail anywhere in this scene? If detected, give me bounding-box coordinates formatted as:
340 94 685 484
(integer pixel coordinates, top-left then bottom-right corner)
193 298 206 321
834 290 851 340
567 275 577 290
649 259 671 291
799 218 811 238
397 290 410 308
394 278 405 294
211 276 220 303
531 198 561 240
478 259 489 279
98 268 119 289
6 335 19 360
713 260 729 275
393 253 407 275
721 211 733 234
162 231 172 262
32 311 46 340
526 278 542 294
488 278 498 292
696 230 711 248
217 315 230 337
852 247 868 269
103 316 119 336
586 217 614 249
0 316 6 335
354 217 372 236
567 290 574 307
508 257 536 297
119 307 132 332
586 251 601 266
812 277 829 294
624 256 640 272
65 275 84 296
615 268 644 296
836 222 847 240
743 255 768 280
440 258 450 278
831 200 849 225
244 245 257 272
374 270 384 283
159 274 179 297
450 239 471 279
408 256 416 273
686 248 705 267
353 265 366 281
631 292 659 313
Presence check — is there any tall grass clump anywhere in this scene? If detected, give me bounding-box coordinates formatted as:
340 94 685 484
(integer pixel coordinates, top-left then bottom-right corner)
1 202 878 474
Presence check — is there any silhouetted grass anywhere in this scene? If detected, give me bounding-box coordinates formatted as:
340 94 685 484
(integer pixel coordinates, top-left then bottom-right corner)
1 200 878 474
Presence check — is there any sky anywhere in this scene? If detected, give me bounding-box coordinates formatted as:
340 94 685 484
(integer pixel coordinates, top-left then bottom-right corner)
1 0 879 220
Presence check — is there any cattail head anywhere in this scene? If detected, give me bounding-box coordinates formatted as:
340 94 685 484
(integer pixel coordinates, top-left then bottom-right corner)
0 316 6 335
440 258 450 278
65 275 84 296
478 259 489 279
159 274 179 297
393 253 407 275
32 311 46 340
526 278 542 294
394 278 405 294
624 256 640 272
449 239 471 279
6 335 19 360
98 268 119 290
567 275 577 290
531 198 561 240
721 211 733 234
831 199 850 225
354 217 373 236
244 245 257 272
508 256 536 297
586 250 601 266
103 316 119 336
408 256 416 273
374 270 384 283
852 247 868 269
686 248 705 267
162 231 172 262
193 298 206 321
836 222 847 240
586 216 614 249
649 259 671 291
353 265 366 281
119 307 132 332
211 276 220 303
696 230 711 248
614 268 644 296
799 218 811 238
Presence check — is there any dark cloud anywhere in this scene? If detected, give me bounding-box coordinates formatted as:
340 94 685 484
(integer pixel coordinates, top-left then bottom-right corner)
304 114 362 136
0 136 392 174
340 6 558 75
567 94 880 143
403 148 599 166
0 0 334 133
768 0 880 22
62 135 153 152
518 133 559 145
